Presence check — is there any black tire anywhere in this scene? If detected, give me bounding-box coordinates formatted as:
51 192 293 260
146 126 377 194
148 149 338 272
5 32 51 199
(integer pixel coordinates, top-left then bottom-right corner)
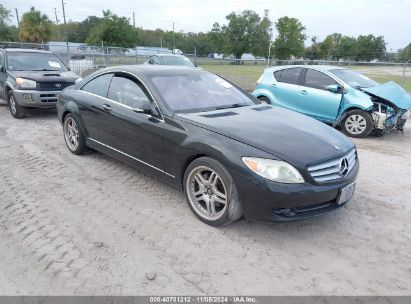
257 96 271 104
183 157 243 226
341 109 373 138
8 92 26 119
63 113 88 155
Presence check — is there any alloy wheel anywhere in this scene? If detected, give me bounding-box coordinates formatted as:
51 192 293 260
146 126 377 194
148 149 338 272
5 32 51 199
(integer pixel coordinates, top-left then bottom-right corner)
64 117 80 151
345 114 367 135
9 95 17 115
186 166 228 221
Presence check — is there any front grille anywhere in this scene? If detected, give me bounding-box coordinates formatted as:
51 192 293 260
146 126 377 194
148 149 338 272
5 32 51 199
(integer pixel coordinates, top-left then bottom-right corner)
37 81 74 91
307 149 357 183
40 93 58 102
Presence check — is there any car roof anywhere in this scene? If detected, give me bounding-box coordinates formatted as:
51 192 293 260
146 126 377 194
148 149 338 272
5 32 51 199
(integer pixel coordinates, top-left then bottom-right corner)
94 65 205 78
5 48 52 54
153 54 186 57
267 65 346 72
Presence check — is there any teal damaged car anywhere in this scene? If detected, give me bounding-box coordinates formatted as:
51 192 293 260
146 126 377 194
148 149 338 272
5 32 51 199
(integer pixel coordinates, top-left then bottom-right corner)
252 65 411 138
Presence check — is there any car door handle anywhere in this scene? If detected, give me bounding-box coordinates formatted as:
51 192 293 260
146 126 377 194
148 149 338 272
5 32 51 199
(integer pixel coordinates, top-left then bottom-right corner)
270 83 277 88
102 104 111 112
301 90 308 95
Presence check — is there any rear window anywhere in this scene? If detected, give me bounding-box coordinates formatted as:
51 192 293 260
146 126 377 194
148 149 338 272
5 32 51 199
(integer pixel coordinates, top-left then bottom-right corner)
277 68 302 85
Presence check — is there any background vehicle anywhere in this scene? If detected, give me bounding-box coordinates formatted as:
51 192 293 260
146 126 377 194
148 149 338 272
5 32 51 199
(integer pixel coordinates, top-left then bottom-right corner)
0 48 80 118
143 54 195 68
57 66 358 226
253 65 411 137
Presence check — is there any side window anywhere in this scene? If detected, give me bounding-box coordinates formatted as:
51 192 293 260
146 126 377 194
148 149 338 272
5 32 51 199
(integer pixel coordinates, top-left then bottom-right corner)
108 75 150 108
274 70 282 81
81 73 113 97
152 56 161 65
0 52 4 72
148 57 154 64
278 68 302 85
304 69 337 90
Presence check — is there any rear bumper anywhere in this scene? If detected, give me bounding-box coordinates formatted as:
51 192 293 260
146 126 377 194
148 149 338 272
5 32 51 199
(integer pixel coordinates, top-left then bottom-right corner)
12 89 61 108
233 161 359 222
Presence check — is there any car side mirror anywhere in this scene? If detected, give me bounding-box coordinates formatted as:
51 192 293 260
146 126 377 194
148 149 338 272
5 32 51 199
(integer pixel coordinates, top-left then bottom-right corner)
327 84 342 94
132 99 153 114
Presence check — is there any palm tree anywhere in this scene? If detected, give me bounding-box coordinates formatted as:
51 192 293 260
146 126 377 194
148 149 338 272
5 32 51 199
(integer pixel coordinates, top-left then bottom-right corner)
19 7 52 43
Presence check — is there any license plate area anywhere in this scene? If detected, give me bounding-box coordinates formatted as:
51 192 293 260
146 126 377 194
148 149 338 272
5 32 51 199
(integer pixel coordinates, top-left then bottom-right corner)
337 182 356 205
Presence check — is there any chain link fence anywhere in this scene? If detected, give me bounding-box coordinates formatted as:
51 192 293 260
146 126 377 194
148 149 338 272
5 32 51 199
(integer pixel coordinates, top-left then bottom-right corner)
2 41 410 92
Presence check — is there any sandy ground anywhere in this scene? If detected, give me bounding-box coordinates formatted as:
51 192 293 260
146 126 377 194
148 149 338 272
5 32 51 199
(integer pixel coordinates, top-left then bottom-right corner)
0 104 410 296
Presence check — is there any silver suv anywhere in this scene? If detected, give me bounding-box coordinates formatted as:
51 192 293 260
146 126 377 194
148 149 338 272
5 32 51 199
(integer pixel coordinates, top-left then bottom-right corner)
0 48 80 118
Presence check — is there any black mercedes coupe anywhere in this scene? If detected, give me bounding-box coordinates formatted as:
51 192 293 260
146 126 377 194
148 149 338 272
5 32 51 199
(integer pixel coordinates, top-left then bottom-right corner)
57 66 358 225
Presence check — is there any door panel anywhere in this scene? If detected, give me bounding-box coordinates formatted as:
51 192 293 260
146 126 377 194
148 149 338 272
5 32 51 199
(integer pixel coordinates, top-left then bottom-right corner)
271 68 305 113
0 52 5 99
299 69 342 122
102 74 165 172
76 73 114 141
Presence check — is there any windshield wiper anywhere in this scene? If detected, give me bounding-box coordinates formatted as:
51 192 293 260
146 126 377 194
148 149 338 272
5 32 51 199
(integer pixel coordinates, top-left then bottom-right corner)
216 103 247 110
31 69 60 71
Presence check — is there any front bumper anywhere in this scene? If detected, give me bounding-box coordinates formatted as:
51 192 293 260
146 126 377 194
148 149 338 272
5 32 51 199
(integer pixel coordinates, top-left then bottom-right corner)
233 161 359 222
12 89 61 108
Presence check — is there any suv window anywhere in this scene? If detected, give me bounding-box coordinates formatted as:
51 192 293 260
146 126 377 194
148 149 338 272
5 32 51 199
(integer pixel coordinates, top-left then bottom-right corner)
304 69 337 90
278 68 302 85
108 75 150 108
82 73 113 97
0 52 4 72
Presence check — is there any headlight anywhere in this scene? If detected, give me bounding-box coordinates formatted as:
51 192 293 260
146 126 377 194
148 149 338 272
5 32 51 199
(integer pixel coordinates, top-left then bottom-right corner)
242 157 304 183
16 78 36 89
75 77 83 84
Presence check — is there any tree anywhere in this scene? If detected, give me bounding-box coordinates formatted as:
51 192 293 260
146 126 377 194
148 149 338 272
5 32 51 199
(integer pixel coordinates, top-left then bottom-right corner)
398 43 411 62
86 10 137 48
273 16 306 60
19 7 52 43
355 35 386 61
305 36 321 60
213 10 272 58
0 4 18 41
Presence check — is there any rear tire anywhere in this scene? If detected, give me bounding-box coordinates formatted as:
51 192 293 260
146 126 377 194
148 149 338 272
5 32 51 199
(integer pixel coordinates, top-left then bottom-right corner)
63 113 88 155
257 96 271 104
341 109 373 138
8 92 26 119
183 157 242 226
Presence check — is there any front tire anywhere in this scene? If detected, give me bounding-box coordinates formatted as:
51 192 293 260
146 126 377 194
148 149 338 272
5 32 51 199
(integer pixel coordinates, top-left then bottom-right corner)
183 157 242 226
63 113 88 155
341 110 373 138
8 92 26 119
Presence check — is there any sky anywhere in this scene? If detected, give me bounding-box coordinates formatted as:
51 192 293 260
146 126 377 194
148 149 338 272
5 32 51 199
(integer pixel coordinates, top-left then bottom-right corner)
4 0 411 51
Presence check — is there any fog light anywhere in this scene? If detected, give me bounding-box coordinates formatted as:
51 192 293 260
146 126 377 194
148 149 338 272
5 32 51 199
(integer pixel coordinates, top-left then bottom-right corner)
23 94 33 103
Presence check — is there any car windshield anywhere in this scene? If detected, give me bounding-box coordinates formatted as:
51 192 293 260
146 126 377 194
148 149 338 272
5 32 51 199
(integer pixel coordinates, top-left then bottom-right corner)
330 69 379 88
7 52 68 72
150 73 256 113
161 56 194 67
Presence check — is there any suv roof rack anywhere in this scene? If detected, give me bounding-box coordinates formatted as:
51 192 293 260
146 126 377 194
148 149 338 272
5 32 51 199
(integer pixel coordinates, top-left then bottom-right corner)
0 41 50 51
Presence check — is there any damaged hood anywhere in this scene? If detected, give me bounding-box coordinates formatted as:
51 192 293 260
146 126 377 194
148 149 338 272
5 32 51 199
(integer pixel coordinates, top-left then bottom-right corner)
362 81 411 110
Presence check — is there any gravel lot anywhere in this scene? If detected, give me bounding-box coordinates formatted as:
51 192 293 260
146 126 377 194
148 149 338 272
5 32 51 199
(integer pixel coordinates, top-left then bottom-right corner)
0 103 410 296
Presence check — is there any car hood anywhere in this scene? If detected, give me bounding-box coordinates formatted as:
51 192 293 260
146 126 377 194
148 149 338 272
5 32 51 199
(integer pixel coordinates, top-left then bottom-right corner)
177 105 354 168
362 81 411 110
8 70 79 82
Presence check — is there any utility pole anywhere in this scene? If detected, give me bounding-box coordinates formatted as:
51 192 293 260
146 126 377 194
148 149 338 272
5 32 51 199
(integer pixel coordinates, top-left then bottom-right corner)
267 28 273 67
61 0 70 64
132 12 135 28
15 8 20 27
54 8 60 40
172 22 175 54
